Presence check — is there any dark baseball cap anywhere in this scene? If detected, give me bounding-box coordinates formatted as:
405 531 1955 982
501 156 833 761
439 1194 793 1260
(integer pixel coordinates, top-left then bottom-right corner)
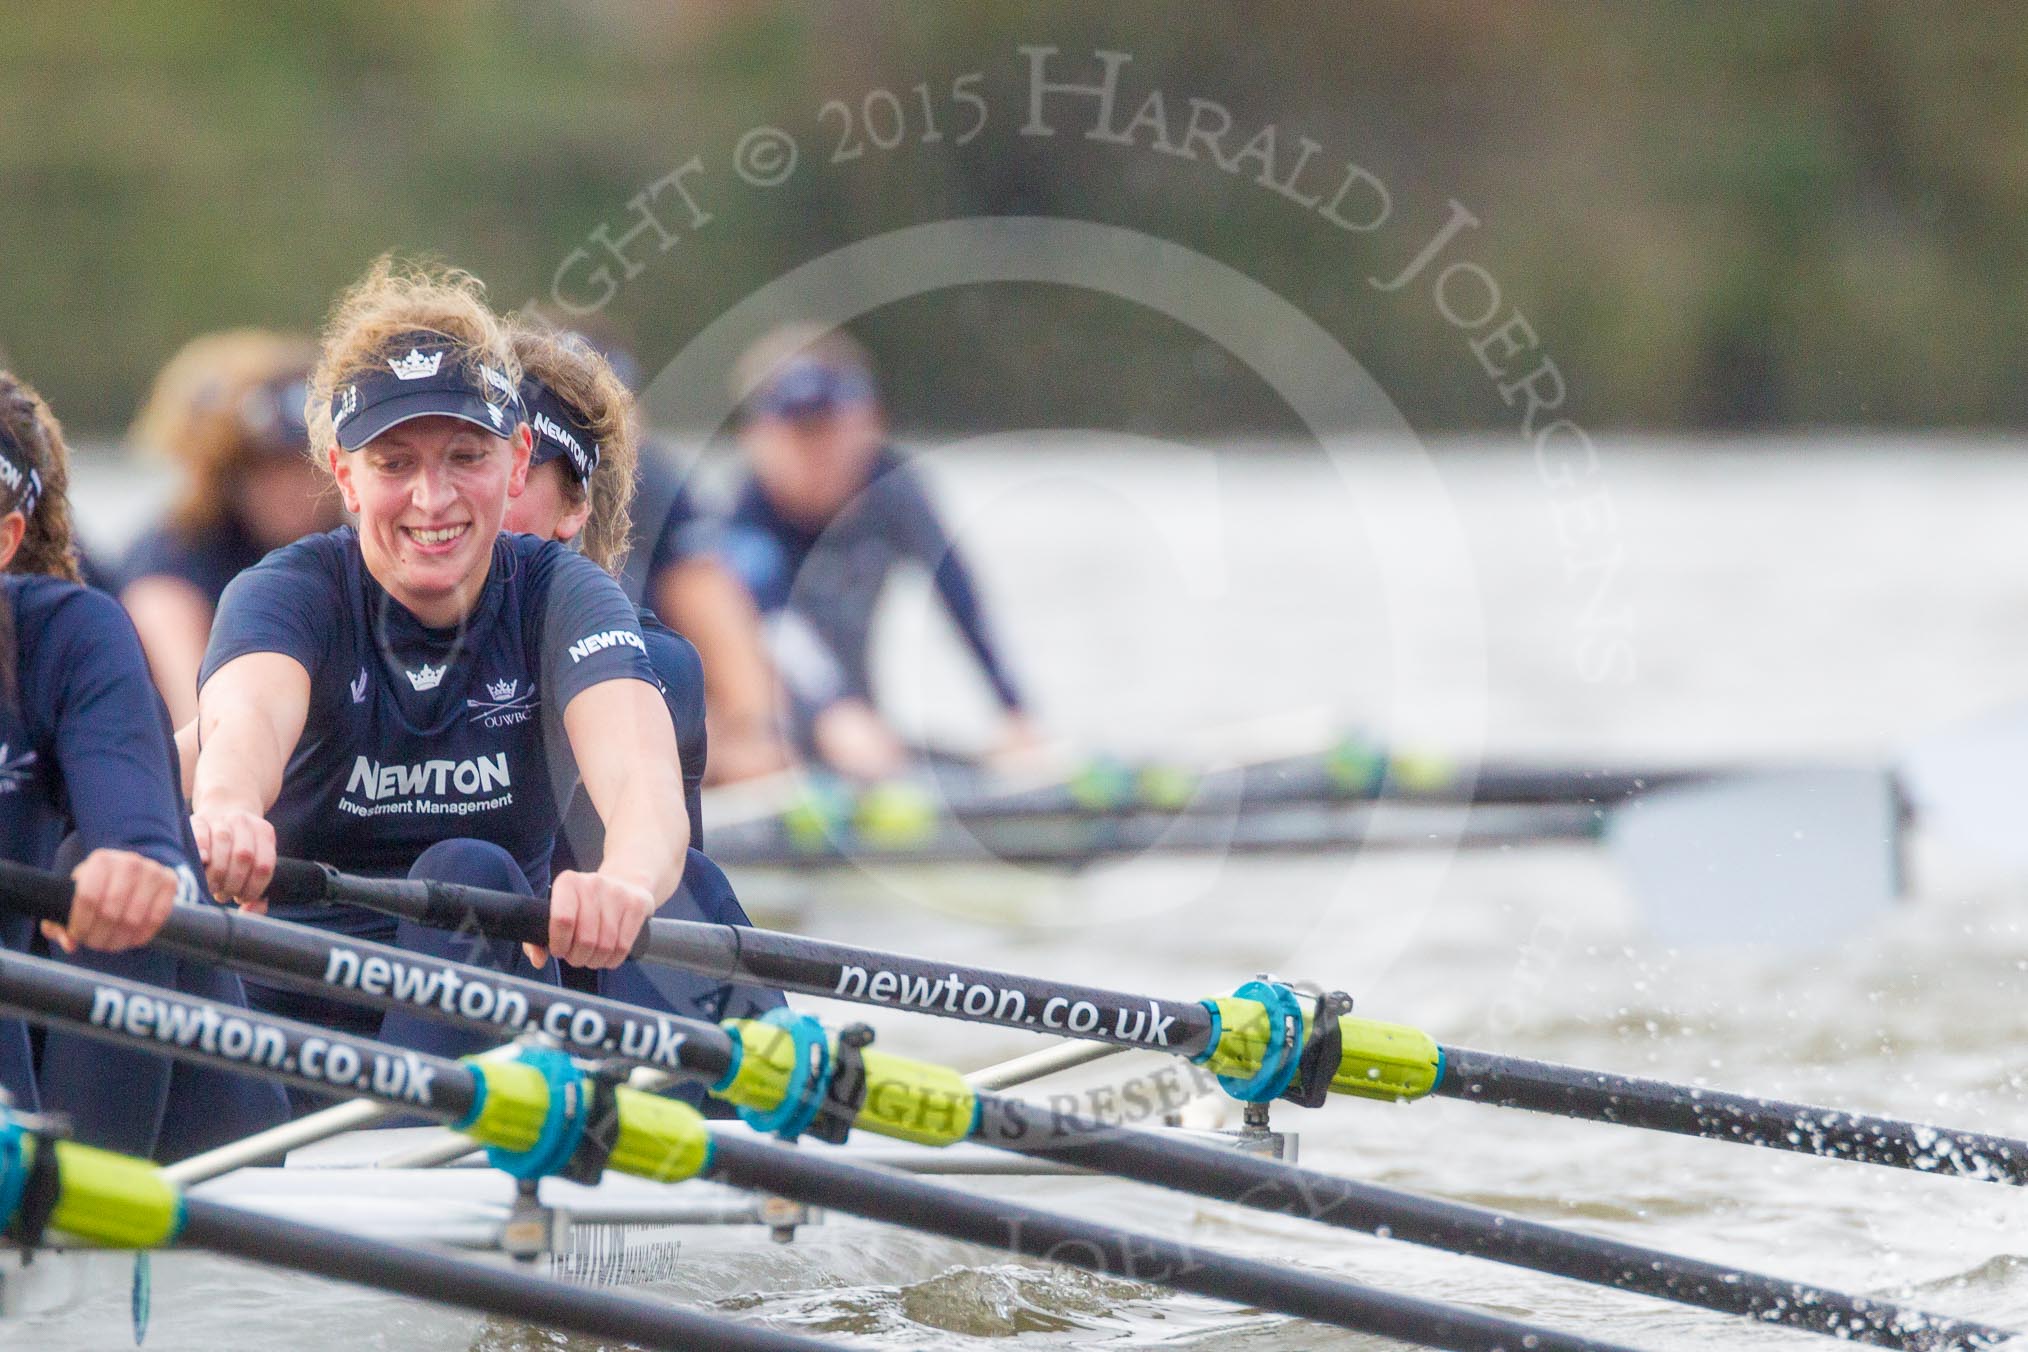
329 332 523 452
750 357 875 421
521 377 601 483
239 371 312 455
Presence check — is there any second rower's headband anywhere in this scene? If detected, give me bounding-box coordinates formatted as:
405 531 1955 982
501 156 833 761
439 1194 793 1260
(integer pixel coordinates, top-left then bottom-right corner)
519 377 600 484
329 331 524 452
0 422 41 518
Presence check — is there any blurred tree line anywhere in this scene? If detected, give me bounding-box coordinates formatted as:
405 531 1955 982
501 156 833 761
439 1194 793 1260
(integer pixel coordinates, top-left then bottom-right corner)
2 0 2023 436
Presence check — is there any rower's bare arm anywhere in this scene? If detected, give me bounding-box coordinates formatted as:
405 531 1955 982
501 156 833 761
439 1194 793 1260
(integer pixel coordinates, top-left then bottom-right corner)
190 651 311 908
552 677 687 968
121 576 215 730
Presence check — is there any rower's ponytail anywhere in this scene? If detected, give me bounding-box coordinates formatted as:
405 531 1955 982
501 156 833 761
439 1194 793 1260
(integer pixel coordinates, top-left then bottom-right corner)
0 372 83 583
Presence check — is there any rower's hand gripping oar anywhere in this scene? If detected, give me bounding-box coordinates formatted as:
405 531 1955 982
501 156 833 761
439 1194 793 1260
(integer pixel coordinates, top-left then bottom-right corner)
0 943 1647 1352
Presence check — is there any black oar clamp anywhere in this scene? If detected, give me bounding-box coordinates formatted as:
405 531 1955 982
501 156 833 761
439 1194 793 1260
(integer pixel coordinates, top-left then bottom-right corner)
4 1124 62 1256
561 1062 630 1186
808 1023 875 1146
1285 990 1353 1108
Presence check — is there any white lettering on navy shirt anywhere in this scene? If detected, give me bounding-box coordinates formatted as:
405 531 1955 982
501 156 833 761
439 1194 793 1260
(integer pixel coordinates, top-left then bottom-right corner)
566 629 648 663
340 753 513 818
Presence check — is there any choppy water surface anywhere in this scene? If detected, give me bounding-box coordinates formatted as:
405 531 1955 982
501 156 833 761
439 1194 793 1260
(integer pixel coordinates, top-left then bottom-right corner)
28 437 2028 1349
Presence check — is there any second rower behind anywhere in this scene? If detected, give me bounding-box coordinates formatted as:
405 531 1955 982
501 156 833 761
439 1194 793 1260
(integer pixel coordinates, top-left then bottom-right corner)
506 318 782 1027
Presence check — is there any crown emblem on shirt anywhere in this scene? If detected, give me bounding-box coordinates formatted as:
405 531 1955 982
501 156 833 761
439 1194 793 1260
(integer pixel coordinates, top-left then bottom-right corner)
389 348 444 381
405 661 447 692
487 677 517 701
0 743 35 794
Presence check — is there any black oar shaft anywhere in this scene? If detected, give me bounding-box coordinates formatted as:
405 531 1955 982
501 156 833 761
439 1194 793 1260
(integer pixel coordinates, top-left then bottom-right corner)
1436 1048 2028 1184
177 1199 821 1352
647 919 1223 1059
0 950 1641 1352
970 1104 2008 1350
0 944 484 1122
230 863 2012 1349
708 803 1606 866
264 858 1226 1059
705 1134 1627 1352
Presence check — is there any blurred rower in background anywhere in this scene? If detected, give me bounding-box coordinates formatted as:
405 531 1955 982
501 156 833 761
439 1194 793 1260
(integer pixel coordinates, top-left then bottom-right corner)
120 329 345 724
724 324 1038 781
573 329 792 784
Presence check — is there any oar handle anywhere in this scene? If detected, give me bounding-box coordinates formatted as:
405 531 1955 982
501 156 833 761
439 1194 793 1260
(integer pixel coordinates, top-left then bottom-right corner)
0 858 75 925
269 858 559 950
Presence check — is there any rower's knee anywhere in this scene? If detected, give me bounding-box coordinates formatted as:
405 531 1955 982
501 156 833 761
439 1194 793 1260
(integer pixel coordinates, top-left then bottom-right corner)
408 838 531 897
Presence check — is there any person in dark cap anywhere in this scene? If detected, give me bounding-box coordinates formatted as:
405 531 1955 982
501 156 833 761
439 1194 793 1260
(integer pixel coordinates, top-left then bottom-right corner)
120 330 345 726
723 324 1038 781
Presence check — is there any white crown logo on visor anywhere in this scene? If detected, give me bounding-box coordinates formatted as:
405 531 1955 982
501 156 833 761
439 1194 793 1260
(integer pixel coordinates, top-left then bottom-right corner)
389 349 444 381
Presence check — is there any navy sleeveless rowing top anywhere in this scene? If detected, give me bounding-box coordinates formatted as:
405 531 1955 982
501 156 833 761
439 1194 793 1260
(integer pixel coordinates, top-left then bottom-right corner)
201 527 657 923
0 575 288 1155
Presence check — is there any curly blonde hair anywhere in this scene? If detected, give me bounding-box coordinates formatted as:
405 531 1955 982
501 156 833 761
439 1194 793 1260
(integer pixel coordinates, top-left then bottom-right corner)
509 318 639 576
131 328 318 538
0 371 83 583
306 255 519 468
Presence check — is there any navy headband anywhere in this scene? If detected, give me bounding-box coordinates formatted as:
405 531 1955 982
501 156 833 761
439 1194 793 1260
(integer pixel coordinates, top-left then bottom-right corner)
0 422 42 518
520 377 601 484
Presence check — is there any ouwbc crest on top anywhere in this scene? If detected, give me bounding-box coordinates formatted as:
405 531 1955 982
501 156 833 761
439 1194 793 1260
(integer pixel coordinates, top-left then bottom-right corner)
389 348 445 380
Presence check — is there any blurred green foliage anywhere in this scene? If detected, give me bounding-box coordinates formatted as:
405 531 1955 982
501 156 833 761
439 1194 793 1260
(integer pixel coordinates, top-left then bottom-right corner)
3 0 2023 434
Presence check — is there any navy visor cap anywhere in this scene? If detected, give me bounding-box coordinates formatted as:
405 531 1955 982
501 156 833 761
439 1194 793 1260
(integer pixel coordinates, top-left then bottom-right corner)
330 333 524 451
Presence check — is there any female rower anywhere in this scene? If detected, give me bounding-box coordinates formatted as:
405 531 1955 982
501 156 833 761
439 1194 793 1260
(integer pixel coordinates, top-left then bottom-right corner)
189 259 688 1065
505 321 781 1026
724 324 1039 780
0 371 286 1157
120 330 344 725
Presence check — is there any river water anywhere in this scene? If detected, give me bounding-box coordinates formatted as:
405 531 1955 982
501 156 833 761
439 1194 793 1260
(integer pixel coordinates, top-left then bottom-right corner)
22 436 2028 1350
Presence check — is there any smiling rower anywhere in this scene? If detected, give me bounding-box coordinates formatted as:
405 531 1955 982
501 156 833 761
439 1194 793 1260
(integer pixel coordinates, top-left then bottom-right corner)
188 259 688 1083
0 370 286 1157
